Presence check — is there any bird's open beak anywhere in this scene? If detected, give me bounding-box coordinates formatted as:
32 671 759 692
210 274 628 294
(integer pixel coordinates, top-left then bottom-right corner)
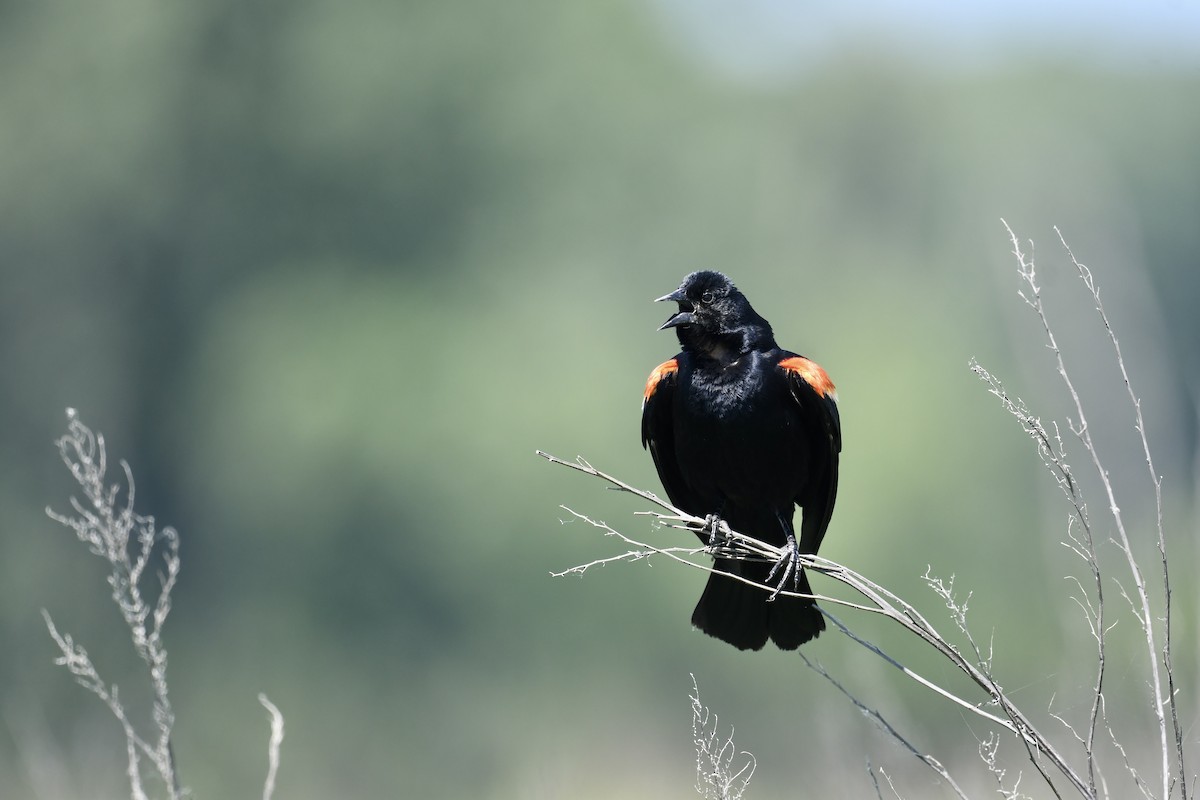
658 310 694 330
655 288 693 330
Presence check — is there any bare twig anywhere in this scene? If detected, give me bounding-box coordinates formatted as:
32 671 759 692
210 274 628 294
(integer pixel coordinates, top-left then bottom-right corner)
980 732 1032 800
42 611 156 800
970 358 1108 796
870 765 904 799
539 451 1088 798
1053 227 1185 800
690 674 755 800
259 694 285 800
44 409 181 798
1000 222 1179 799
43 410 287 800
799 653 970 800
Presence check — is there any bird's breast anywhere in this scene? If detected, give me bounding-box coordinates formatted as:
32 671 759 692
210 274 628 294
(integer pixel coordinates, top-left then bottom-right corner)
677 365 794 451
682 358 769 417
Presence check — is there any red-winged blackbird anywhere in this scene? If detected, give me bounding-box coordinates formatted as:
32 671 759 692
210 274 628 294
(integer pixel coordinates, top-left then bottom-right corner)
641 271 842 650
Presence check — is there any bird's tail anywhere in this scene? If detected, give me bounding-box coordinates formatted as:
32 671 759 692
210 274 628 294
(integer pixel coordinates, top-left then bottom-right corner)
691 560 824 651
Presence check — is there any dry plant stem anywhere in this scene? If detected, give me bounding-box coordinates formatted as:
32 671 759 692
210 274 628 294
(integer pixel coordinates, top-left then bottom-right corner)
813 557 1073 799
867 763 886 800
539 451 1089 799
1003 222 1176 800
980 731 1032 800
870 765 905 800
552 491 1011 731
44 411 287 800
799 653 970 800
259 694 285 800
45 410 181 799
970 359 1108 797
690 674 755 800
43 611 156 800
1052 227 1186 800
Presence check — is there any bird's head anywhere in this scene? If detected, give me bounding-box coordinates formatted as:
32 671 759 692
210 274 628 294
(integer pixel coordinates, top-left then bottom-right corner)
656 271 774 359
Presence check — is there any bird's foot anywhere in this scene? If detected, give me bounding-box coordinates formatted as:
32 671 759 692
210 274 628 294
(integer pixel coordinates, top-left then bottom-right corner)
765 537 802 602
701 513 732 551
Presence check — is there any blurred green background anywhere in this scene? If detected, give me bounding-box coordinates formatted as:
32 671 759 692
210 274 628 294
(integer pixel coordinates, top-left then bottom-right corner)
2 1 1198 797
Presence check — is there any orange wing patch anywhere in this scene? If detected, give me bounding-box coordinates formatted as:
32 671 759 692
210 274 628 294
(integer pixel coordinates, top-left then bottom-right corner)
644 359 679 402
780 356 837 400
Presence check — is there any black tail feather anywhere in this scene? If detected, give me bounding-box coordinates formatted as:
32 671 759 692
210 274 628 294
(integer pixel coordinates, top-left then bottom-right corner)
767 570 825 650
691 560 824 651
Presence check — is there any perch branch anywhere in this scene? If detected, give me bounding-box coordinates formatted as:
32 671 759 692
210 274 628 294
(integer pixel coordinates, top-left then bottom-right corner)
539 450 1088 798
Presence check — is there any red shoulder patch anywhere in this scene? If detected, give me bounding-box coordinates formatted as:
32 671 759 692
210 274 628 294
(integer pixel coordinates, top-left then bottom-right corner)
779 356 837 400
644 359 679 402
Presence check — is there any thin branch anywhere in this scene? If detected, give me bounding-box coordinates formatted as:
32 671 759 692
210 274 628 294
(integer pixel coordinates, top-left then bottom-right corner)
43 410 288 800
44 410 181 798
1003 222 1171 799
43 610 156 799
800 653 970 800
980 732 1033 800
690 674 755 800
1054 227 1185 800
540 451 1089 799
820 610 1014 732
870 765 905 800
259 694 285 800
970 357 1107 796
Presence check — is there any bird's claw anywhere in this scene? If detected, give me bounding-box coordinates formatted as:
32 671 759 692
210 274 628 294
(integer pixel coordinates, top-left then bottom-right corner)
766 543 802 602
702 513 731 550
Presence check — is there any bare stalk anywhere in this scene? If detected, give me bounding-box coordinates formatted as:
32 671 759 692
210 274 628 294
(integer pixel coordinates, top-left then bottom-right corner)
798 652 970 800
259 694 285 800
43 410 286 800
1052 227 1185 799
539 451 1088 798
690 674 756 800
1002 222 1174 799
44 409 181 798
969 360 1107 796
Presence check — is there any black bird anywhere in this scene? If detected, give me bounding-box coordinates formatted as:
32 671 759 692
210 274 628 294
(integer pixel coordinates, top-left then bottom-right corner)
641 271 842 650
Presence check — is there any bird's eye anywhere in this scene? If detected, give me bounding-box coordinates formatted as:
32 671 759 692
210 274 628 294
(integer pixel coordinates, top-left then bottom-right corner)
701 291 715 304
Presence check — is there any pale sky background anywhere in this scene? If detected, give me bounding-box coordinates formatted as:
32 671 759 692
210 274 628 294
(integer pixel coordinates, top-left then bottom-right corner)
655 0 1200 78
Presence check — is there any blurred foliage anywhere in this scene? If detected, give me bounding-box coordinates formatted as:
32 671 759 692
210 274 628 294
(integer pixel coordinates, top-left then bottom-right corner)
1 1 1198 798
